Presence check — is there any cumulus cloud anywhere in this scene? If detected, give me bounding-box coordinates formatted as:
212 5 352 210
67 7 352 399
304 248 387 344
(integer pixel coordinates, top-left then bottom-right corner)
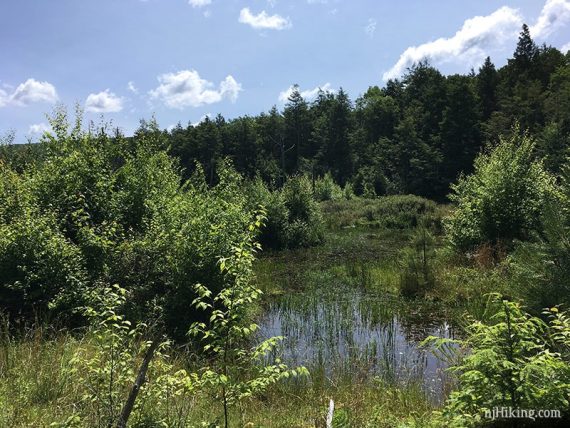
1 78 59 106
382 6 522 81
11 79 58 105
189 0 211 7
365 18 376 38
562 41 570 52
149 70 242 109
239 8 291 30
531 0 570 39
28 122 51 135
278 83 334 102
85 89 124 113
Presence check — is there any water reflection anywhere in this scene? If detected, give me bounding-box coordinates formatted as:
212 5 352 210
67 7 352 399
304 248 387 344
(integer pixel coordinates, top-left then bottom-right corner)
258 284 455 402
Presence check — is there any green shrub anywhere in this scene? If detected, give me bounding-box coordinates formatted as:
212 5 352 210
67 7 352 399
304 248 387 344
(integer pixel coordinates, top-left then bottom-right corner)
313 172 343 201
247 175 325 250
342 181 355 200
0 212 87 315
399 226 437 297
189 212 308 427
509 157 570 308
445 128 556 252
282 175 325 248
425 295 570 427
352 166 387 197
0 108 253 339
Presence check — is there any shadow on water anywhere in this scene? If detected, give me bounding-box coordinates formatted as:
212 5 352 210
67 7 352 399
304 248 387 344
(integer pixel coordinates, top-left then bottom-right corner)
257 274 456 403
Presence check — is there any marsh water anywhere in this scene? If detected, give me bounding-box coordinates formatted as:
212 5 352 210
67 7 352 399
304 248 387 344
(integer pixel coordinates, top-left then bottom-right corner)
258 270 456 403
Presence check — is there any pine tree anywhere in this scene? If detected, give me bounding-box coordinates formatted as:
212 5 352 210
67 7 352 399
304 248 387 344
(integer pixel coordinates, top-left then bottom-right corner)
511 23 538 80
514 24 538 66
439 75 481 187
476 56 498 120
283 85 312 173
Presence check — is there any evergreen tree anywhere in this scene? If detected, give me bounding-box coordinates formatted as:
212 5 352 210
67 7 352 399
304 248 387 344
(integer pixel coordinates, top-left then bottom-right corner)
476 56 498 121
283 86 312 173
392 107 441 198
439 75 481 188
255 107 284 183
319 89 353 185
513 24 538 66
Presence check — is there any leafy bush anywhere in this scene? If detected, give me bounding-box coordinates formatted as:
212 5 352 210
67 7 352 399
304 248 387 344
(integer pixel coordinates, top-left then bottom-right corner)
445 128 556 253
67 284 199 428
352 166 387 198
0 211 87 315
282 175 325 247
342 181 355 200
0 109 253 339
247 175 324 250
509 157 570 308
189 212 308 427
425 295 570 427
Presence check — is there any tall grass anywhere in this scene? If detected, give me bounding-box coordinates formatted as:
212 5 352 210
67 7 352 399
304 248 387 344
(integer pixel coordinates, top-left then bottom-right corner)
321 195 448 231
0 321 439 427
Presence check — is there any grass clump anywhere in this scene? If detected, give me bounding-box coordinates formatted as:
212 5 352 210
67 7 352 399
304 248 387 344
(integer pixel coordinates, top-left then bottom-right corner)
322 194 445 231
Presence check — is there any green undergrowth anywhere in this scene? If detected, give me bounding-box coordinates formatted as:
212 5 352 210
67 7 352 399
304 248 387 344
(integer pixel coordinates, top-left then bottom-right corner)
0 325 435 427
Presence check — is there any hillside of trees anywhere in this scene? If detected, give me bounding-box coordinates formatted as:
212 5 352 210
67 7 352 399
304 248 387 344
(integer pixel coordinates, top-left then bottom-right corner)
163 25 569 201
3 26 568 203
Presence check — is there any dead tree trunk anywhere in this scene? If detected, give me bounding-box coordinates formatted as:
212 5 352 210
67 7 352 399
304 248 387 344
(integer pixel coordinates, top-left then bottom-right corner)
116 338 160 428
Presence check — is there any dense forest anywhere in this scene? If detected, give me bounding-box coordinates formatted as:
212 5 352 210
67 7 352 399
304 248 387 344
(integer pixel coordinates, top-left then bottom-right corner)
4 26 569 201
1 24 570 427
161 24 570 200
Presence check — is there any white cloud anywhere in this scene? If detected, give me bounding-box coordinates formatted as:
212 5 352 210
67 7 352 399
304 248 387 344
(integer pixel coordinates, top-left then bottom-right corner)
562 41 570 52
531 0 570 39
192 113 213 127
149 70 242 109
7 78 59 106
383 6 522 81
127 81 139 94
85 89 124 113
28 122 51 135
238 8 291 30
219 75 241 102
188 0 211 7
0 88 8 107
278 83 334 103
365 18 376 38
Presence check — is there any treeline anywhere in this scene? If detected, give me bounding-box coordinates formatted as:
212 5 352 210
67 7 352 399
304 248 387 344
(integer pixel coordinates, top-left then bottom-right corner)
2 26 568 201
165 24 569 200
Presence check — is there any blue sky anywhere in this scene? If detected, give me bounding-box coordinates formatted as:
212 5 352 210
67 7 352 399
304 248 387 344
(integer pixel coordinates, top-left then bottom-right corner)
1 0 569 142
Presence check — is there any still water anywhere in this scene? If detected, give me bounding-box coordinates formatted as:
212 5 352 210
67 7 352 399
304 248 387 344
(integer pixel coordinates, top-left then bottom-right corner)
258 282 456 402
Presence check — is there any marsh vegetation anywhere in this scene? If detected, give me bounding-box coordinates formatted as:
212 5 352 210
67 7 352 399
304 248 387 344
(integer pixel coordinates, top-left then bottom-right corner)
1 25 570 427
